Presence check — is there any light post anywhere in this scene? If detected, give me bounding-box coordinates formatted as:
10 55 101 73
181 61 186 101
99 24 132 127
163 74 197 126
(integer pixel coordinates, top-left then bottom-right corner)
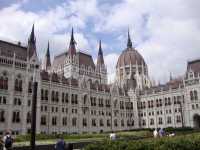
30 64 39 150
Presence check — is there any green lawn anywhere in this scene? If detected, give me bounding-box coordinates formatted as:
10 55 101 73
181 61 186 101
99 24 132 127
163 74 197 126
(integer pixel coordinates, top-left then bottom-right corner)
13 128 199 148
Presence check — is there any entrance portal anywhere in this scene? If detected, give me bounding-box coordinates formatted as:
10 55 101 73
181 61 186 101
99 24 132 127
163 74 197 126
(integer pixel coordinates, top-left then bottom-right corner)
193 114 200 128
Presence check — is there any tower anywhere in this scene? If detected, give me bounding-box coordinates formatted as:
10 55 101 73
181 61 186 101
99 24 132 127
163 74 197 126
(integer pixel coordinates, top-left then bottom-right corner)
42 41 51 72
63 28 79 79
96 40 107 84
27 24 37 60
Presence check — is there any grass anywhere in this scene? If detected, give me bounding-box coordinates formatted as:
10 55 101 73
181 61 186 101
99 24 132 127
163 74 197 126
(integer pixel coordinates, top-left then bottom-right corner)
13 128 199 147
13 130 151 147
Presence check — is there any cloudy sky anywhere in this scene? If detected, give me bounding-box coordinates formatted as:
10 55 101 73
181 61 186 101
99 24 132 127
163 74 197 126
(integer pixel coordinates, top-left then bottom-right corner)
0 0 200 84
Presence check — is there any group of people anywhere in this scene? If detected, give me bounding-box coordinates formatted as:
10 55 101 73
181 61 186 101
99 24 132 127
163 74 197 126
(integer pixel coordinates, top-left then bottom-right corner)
0 131 14 150
153 128 165 138
153 128 175 138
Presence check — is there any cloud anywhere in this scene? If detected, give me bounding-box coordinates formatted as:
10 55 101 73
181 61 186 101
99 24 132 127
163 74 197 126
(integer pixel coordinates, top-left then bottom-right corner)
0 1 95 60
0 0 200 84
94 0 200 83
104 53 119 83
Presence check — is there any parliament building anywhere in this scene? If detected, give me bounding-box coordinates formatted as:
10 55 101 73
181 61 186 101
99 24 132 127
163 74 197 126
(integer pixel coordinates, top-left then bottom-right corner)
0 25 200 135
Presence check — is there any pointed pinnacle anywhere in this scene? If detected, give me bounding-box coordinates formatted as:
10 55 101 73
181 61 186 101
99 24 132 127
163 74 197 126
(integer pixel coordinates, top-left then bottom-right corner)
127 29 132 48
98 40 103 55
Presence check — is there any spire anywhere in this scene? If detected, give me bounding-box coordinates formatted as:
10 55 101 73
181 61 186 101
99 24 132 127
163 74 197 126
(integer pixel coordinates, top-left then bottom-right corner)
68 27 76 56
46 41 50 57
127 29 132 48
29 24 36 44
42 41 51 71
28 24 37 58
96 40 105 72
98 40 103 56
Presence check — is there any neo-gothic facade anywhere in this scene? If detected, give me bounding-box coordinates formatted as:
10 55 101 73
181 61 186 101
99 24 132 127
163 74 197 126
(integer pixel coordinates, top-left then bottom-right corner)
0 25 200 135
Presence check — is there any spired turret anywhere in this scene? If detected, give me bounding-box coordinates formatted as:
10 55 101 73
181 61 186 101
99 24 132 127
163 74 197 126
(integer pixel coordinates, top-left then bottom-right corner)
68 28 76 56
96 40 107 84
27 24 37 59
42 41 51 72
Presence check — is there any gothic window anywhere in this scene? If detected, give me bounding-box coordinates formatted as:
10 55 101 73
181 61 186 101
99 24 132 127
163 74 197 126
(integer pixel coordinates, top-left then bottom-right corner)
72 117 77 126
52 116 57 126
90 97 96 106
62 117 67 126
83 118 87 127
45 90 48 101
51 91 55 102
27 112 31 123
0 110 5 122
55 92 59 102
158 117 163 125
150 100 153 108
99 98 104 107
167 116 172 124
168 97 171 105
0 71 8 90
114 99 117 108
28 81 32 93
12 111 20 123
121 119 124 127
41 89 44 100
92 119 96 126
176 115 181 123
120 101 124 109
100 119 104 127
83 95 87 104
41 116 46 125
15 75 22 92
194 90 198 100
14 98 21 106
150 118 154 125
0 96 7 104
190 91 194 101
107 119 111 127
156 99 159 107
159 99 162 107
114 119 118 127
62 92 65 103
142 119 146 126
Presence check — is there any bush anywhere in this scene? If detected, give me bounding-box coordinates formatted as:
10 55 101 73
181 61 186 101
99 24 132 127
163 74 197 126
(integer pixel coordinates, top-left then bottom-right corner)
85 133 200 150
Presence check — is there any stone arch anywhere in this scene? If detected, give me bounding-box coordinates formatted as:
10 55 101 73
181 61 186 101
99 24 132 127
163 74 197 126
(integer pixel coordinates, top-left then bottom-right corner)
193 114 200 128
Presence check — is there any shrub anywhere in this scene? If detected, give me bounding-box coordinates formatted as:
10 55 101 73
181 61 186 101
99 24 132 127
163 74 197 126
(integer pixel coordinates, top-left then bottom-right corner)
85 133 200 150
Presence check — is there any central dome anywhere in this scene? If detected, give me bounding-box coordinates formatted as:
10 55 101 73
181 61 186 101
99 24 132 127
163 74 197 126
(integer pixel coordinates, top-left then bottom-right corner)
116 47 146 68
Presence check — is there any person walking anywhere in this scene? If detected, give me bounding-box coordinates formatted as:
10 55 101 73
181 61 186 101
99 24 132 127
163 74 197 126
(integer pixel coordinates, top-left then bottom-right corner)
153 129 158 138
159 128 165 137
55 137 66 150
2 131 13 150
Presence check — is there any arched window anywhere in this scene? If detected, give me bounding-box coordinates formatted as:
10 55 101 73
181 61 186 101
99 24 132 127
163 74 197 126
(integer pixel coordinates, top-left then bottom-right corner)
83 95 87 104
72 117 77 126
100 119 104 127
41 116 46 125
121 119 124 127
190 91 194 101
27 112 31 123
51 91 55 102
0 110 5 122
114 119 118 127
194 90 198 100
0 71 8 90
62 117 67 126
12 111 20 123
15 74 23 92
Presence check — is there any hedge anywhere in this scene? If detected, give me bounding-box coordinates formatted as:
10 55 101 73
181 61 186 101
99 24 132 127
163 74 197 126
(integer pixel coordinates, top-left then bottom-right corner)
85 133 200 150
